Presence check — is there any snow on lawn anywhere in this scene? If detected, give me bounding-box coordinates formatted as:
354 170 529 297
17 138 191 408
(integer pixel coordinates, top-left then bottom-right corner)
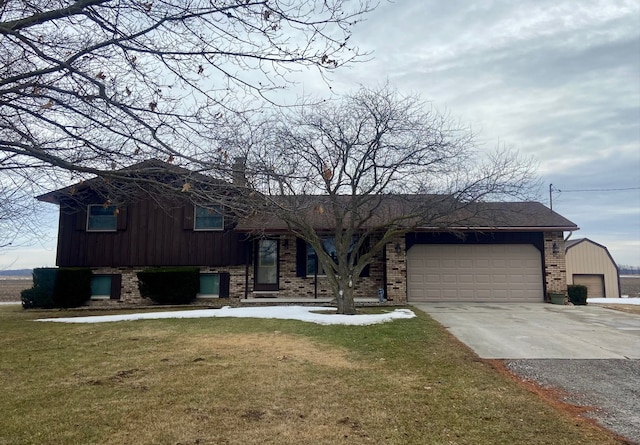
36 305 417 326
589 297 640 305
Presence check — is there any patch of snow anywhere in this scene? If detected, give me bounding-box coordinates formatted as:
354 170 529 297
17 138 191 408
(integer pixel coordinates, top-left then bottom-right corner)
589 298 640 305
36 305 417 325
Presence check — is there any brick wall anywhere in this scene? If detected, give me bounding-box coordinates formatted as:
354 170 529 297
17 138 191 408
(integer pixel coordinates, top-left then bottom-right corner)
91 267 142 303
92 234 389 305
543 231 567 296
246 234 384 299
93 231 565 305
385 236 407 303
91 265 247 304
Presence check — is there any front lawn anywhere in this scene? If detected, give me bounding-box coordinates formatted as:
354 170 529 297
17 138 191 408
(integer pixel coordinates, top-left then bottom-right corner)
0 305 623 445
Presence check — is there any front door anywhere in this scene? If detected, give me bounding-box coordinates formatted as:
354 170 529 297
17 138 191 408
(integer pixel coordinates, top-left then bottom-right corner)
255 239 279 291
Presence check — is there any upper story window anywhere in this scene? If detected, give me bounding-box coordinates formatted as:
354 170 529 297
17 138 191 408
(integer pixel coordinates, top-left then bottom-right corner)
87 205 118 232
194 205 224 231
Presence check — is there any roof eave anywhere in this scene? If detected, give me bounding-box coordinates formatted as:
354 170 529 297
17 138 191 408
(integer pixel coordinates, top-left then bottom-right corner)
414 226 580 232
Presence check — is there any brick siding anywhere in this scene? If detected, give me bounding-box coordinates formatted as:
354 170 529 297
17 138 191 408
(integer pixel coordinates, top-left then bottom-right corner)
543 231 567 296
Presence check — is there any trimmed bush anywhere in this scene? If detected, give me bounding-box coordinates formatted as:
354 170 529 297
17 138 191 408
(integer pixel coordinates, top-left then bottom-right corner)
54 268 92 308
137 267 200 305
568 285 588 305
21 267 92 309
21 268 56 309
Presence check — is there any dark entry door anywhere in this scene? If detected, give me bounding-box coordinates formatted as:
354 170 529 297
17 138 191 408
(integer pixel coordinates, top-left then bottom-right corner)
254 239 279 291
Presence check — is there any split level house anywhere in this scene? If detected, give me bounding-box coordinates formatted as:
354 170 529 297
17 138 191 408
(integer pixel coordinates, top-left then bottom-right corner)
37 160 579 305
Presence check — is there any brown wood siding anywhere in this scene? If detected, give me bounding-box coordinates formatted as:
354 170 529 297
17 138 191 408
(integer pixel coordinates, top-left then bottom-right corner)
56 199 248 268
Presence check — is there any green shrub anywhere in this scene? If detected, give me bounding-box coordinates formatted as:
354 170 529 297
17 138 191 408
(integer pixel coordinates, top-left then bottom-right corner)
137 267 200 305
568 285 588 305
54 268 92 308
21 268 56 309
21 287 54 309
21 267 92 309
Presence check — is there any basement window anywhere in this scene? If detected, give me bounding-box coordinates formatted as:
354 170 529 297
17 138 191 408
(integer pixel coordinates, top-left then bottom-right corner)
90 275 112 300
199 273 220 298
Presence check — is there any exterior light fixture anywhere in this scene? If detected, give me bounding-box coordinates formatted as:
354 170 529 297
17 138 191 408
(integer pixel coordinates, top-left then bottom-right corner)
395 242 402 254
552 241 559 255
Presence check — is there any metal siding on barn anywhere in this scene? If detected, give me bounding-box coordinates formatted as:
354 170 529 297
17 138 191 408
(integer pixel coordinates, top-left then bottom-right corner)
565 239 620 298
407 244 543 302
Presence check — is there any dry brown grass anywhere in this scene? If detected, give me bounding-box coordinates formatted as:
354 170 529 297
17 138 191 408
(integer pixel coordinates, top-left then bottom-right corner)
0 305 627 445
597 303 640 315
620 276 640 298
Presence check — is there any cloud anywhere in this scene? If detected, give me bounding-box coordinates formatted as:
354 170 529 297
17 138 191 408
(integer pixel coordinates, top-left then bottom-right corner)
8 0 640 267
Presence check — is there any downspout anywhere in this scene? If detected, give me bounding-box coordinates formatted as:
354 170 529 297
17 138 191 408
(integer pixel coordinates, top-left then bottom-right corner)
314 256 318 299
244 240 250 299
382 242 388 300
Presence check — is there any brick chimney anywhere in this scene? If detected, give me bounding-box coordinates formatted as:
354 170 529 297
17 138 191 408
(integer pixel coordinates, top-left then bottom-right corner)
232 157 246 187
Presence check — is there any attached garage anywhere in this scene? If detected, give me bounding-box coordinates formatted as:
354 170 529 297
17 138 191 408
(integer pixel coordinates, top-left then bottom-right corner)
407 244 544 302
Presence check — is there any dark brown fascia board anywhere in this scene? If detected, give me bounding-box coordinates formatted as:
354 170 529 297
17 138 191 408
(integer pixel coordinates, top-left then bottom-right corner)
413 226 580 232
235 225 580 233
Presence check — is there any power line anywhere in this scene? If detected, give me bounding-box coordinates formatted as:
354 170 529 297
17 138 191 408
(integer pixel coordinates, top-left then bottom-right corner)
556 187 640 193
548 184 639 210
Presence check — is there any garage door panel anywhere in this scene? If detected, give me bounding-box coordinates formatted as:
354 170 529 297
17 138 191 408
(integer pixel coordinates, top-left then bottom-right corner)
459 289 475 299
493 289 508 298
407 244 543 302
492 259 507 268
459 274 473 283
494 275 507 284
573 274 604 298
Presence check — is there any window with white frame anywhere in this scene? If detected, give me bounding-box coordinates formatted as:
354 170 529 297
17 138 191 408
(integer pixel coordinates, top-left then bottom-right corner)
87 205 118 232
194 205 224 230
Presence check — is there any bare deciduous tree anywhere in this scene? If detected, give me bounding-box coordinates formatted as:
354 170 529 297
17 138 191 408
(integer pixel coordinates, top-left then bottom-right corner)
1 0 373 254
1 0 372 178
235 85 539 314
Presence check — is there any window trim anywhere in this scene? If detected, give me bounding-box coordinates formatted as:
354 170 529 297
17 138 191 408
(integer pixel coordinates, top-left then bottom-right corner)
86 204 118 232
193 205 224 231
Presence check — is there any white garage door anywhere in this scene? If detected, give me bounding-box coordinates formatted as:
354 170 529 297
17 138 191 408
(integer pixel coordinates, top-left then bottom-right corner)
572 274 604 298
407 244 544 302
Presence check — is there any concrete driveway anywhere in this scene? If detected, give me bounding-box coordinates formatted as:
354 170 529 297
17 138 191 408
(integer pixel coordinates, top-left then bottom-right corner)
413 303 640 442
411 303 640 359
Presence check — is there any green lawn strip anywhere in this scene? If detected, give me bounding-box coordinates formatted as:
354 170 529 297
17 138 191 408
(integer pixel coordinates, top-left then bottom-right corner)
0 306 623 445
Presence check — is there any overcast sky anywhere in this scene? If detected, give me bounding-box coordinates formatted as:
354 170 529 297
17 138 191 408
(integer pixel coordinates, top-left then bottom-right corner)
3 0 639 269
308 0 640 266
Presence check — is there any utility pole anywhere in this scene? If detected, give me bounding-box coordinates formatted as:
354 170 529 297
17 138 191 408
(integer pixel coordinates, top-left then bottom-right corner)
549 183 553 211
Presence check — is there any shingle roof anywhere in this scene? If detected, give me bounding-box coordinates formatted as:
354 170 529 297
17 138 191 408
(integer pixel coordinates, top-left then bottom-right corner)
36 159 226 205
37 162 578 233
236 195 578 232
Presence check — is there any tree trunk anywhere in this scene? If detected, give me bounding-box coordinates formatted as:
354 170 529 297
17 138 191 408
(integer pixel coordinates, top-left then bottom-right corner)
335 280 357 315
